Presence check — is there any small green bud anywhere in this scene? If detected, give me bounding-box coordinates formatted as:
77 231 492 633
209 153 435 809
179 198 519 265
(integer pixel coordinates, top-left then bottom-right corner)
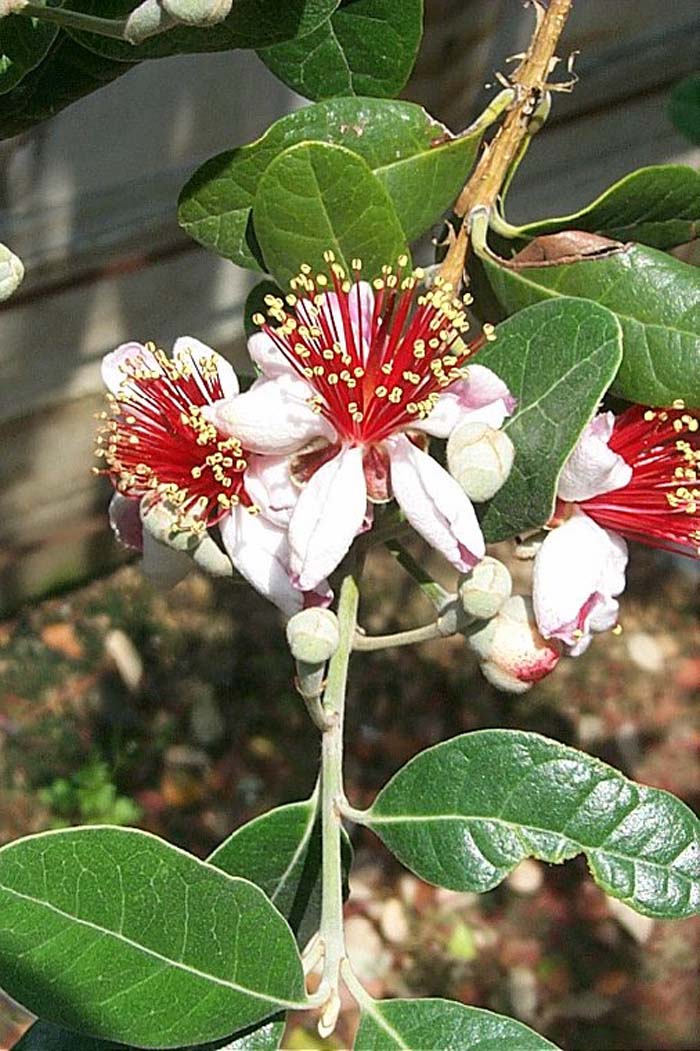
0 243 24 302
124 0 176 44
162 0 232 24
286 608 340 664
459 556 512 620
447 421 515 502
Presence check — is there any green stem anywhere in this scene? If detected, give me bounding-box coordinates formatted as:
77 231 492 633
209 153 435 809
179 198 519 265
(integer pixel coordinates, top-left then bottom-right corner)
316 569 359 1038
384 539 452 610
22 3 130 38
353 621 444 651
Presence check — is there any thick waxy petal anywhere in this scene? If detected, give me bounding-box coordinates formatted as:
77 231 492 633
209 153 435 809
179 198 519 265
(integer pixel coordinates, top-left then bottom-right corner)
388 434 485 571
248 330 298 380
558 411 632 503
415 364 515 438
220 505 305 615
533 509 628 655
101 341 159 395
172 335 239 399
204 375 335 454
289 446 367 590
245 452 300 527
108 492 143 551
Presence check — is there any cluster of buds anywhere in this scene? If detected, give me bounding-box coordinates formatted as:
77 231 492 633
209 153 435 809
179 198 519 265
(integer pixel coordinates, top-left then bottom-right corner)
124 0 232 44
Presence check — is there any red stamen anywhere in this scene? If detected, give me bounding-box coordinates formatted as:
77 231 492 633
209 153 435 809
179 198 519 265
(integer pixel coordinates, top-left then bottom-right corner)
252 254 484 449
581 404 700 557
96 344 250 528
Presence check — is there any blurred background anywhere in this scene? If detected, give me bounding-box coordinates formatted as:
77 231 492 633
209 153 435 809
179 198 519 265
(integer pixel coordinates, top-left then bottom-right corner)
0 1 699 1048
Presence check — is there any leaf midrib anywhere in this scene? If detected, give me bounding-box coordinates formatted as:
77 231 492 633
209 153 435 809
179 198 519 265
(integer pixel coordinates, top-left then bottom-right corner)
0 884 305 1009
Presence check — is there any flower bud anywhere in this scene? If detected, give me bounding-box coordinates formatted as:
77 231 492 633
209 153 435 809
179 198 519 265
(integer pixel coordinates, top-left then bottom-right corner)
459 556 512 620
124 0 176 44
468 595 561 693
286 608 340 665
447 421 515 502
0 242 24 302
162 0 232 24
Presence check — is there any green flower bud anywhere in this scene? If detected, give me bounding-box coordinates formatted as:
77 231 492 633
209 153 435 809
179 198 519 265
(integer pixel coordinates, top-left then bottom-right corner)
162 0 232 24
447 421 515 502
124 0 176 44
459 556 512 620
286 608 340 664
0 243 24 302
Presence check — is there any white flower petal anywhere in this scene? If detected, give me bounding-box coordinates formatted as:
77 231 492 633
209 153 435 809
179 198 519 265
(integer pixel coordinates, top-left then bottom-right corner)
172 336 239 399
558 411 632 502
301 280 376 364
245 453 300 527
220 505 304 615
289 446 367 590
101 341 158 395
141 531 192 590
415 364 515 437
204 375 334 454
248 330 298 380
533 509 628 653
388 434 485 571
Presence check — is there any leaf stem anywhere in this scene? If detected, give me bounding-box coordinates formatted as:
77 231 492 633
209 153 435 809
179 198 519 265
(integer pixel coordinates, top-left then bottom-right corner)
439 0 574 287
21 3 130 39
315 569 360 1038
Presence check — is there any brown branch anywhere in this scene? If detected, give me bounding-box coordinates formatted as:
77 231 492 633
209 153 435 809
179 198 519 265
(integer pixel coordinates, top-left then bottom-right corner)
438 0 574 289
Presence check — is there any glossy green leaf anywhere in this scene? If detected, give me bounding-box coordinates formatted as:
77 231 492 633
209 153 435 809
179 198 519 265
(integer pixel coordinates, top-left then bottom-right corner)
178 97 483 271
66 0 341 62
209 797 352 949
252 140 409 286
258 0 422 101
474 298 622 542
668 74 700 146
366 730 700 918
0 827 305 1048
0 32 135 141
0 6 58 95
355 998 560 1050
482 241 700 406
12 1018 284 1051
511 165 700 250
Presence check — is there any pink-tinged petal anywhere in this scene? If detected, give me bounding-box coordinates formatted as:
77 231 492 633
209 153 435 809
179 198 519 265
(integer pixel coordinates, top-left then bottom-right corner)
415 364 515 437
289 446 367 590
220 505 304 615
558 411 632 503
248 330 298 380
204 374 335 454
141 531 192 589
245 453 300 527
533 508 628 654
172 336 239 399
388 434 485 571
108 493 143 551
101 342 158 395
300 280 375 364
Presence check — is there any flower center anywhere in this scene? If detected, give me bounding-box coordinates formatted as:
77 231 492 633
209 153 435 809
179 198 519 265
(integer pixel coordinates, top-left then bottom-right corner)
252 254 490 447
96 343 252 529
581 403 700 557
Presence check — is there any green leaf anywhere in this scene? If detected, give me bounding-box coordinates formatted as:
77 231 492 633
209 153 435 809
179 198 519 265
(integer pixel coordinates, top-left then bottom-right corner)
355 999 560 1050
178 97 483 271
668 74 700 146
0 6 58 95
12 1018 284 1051
474 298 622 542
482 240 700 407
0 827 305 1048
209 796 352 949
66 0 341 62
366 730 700 919
511 165 700 251
252 140 409 286
0 32 135 141
258 0 423 101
